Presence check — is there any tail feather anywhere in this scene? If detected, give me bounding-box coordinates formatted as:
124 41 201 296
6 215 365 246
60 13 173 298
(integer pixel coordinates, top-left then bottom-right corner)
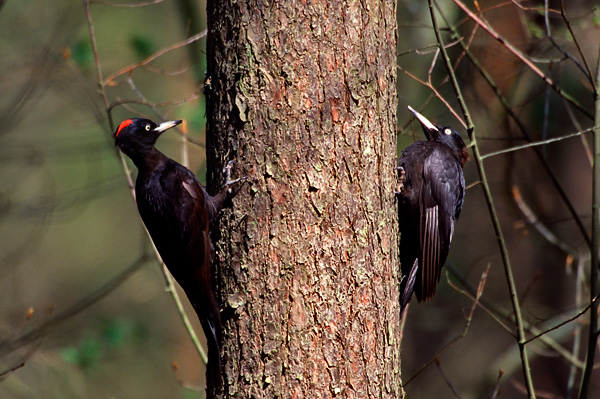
197 304 222 399
400 259 419 318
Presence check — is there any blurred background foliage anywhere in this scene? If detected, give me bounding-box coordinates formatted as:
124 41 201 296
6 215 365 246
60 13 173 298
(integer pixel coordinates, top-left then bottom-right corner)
0 0 208 398
0 0 599 398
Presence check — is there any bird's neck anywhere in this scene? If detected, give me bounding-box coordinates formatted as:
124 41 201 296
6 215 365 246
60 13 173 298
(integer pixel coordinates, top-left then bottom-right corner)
121 144 167 170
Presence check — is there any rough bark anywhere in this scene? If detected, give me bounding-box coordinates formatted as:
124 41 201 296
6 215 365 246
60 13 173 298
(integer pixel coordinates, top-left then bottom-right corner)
206 1 400 398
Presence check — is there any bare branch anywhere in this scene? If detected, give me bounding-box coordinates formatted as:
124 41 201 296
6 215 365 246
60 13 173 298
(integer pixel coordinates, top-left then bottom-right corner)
481 128 594 160
0 362 25 379
102 30 207 86
512 186 577 256
452 0 593 120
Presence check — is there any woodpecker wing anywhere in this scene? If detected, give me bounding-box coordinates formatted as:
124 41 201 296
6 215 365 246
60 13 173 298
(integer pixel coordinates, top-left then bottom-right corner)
136 160 222 351
159 164 223 359
417 145 464 301
397 141 430 304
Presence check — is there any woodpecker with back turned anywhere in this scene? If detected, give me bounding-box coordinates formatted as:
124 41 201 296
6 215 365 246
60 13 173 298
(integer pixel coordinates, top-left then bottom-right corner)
114 118 242 397
396 106 469 315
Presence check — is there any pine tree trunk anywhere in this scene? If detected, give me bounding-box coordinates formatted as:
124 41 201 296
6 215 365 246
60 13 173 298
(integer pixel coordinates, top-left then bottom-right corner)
206 1 401 397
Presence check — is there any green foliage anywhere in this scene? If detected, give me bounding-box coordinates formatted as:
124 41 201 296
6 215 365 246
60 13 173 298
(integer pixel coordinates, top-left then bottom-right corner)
180 388 203 399
71 38 93 70
60 336 101 368
60 318 146 369
527 22 544 39
130 34 156 60
102 318 134 348
183 106 207 132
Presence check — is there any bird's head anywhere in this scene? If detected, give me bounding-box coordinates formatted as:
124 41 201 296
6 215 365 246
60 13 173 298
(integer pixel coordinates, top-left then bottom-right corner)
114 118 182 147
114 118 182 162
408 106 469 166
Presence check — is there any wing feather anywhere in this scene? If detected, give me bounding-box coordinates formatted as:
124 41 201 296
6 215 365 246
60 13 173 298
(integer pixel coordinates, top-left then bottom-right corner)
417 148 464 301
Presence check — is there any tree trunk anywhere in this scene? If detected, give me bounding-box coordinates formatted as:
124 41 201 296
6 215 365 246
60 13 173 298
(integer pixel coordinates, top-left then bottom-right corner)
206 1 401 398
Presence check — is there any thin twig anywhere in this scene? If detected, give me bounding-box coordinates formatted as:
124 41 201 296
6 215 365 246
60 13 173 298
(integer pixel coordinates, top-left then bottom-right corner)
490 369 504 399
544 0 592 84
102 30 207 86
447 264 513 333
558 0 595 88
160 264 208 364
481 128 593 160
512 185 578 256
435 358 463 399
542 84 551 159
0 258 147 356
523 296 598 345
397 16 479 130
181 121 190 170
396 64 466 129
107 90 203 116
0 362 25 378
566 252 586 397
84 0 108 111
562 97 593 166
452 0 592 120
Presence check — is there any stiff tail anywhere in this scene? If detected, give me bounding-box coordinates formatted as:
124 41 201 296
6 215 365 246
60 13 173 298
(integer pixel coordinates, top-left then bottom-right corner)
198 304 222 399
400 259 419 317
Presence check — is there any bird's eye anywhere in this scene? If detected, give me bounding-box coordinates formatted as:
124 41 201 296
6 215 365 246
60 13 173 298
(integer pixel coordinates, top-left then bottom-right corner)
145 124 151 131
444 128 452 135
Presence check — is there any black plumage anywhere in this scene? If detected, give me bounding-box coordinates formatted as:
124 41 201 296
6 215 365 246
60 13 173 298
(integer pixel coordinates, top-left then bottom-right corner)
114 118 237 396
397 106 469 314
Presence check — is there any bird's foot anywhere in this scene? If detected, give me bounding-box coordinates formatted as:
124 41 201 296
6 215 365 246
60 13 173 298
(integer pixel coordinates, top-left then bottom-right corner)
223 160 248 192
208 160 248 221
395 166 406 195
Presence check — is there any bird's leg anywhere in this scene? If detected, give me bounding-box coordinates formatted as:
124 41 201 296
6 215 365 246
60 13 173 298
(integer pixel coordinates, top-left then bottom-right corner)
207 160 248 221
395 166 406 195
223 160 247 191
